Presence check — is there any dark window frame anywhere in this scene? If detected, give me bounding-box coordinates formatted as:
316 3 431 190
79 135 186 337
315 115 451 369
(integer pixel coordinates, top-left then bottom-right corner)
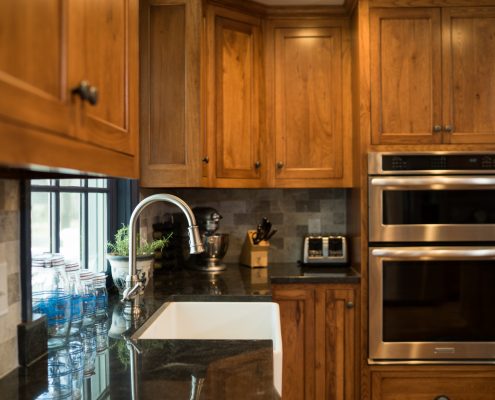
21 178 138 322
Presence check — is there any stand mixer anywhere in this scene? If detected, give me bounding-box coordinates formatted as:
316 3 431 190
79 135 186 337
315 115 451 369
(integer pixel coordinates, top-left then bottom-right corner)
188 207 229 271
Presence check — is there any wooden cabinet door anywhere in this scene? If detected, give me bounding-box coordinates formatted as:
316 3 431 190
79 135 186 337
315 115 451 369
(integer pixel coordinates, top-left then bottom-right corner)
322 289 356 400
269 22 350 187
206 7 263 187
372 371 495 400
0 0 71 139
68 0 138 156
272 285 316 400
442 7 495 144
370 8 443 145
139 0 202 187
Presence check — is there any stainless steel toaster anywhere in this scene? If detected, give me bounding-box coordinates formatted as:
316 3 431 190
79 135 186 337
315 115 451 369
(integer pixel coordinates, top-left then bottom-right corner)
302 235 348 265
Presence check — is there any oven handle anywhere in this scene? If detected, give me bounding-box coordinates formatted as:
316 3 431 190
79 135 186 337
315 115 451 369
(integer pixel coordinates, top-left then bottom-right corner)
370 176 495 187
371 247 495 259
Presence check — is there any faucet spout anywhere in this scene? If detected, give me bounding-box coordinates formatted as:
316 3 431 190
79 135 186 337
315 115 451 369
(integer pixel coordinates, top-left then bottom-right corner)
124 194 204 316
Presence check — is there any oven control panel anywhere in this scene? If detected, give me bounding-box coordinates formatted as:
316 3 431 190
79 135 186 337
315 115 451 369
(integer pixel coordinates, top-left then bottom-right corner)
369 152 495 174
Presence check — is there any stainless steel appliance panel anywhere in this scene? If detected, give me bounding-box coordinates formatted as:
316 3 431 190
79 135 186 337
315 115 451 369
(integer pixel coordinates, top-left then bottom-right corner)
369 246 495 361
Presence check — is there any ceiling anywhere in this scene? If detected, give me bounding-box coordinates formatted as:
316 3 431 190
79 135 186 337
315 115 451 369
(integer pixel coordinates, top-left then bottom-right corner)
254 0 345 5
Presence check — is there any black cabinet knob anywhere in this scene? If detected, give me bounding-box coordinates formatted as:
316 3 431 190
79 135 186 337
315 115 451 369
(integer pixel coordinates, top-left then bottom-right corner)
202 156 209 164
72 81 99 106
254 161 261 169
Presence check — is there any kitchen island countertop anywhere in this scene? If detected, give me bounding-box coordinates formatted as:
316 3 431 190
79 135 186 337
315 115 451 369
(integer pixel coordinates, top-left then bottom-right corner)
0 263 359 399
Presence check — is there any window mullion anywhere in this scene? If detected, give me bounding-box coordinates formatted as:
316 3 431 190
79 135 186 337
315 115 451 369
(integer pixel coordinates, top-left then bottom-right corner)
52 191 60 253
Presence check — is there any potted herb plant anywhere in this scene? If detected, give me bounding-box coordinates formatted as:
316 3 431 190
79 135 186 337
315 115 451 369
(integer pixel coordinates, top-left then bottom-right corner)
107 224 171 295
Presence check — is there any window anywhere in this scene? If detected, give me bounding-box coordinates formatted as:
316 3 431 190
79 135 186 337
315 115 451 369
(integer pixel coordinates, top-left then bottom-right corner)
31 179 109 272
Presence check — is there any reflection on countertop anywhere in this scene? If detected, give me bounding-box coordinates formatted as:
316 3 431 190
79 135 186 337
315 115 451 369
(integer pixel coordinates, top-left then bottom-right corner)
0 263 359 400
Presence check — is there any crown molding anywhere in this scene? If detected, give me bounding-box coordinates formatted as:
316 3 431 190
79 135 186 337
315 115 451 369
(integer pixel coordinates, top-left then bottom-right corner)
208 0 354 17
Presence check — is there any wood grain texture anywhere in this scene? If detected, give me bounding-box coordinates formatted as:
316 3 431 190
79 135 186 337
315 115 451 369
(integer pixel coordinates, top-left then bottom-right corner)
324 289 356 400
264 18 353 188
371 368 495 400
272 286 316 400
369 0 495 7
207 7 263 186
274 27 343 179
0 119 138 178
370 7 442 144
272 283 358 400
150 5 186 165
69 0 138 155
0 0 72 137
140 0 202 187
443 7 495 144
0 0 139 178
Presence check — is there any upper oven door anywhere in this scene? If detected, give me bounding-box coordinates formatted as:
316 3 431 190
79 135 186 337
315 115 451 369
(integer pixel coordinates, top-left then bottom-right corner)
369 175 495 242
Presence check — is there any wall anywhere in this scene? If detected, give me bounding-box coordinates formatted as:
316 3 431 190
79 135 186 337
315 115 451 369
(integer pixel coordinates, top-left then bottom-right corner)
140 188 347 263
0 180 21 378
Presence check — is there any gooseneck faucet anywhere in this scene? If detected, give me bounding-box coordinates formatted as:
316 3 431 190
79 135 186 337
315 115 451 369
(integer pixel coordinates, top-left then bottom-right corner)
122 194 204 317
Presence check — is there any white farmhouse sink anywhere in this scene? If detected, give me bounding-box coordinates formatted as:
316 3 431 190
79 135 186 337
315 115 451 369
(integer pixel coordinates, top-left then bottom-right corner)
133 301 282 395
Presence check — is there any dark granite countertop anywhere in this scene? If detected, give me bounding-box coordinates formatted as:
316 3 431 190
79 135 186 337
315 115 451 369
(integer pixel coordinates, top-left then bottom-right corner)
0 263 359 399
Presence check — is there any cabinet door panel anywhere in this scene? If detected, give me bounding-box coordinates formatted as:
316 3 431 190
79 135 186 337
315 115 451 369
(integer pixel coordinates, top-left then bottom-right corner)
443 7 495 144
274 27 344 181
213 16 261 182
324 289 355 400
140 0 202 187
372 373 495 400
0 0 71 138
272 286 316 400
370 8 442 144
69 0 138 155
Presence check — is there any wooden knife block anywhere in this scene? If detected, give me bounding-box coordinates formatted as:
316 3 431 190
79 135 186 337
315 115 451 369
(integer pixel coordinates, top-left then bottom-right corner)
239 230 270 268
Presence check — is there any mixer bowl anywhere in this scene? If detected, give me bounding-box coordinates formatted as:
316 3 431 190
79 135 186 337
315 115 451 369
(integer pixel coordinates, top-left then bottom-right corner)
203 233 229 258
190 233 229 271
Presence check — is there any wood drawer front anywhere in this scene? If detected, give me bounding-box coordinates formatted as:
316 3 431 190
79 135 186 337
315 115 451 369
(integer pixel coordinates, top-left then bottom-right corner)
373 374 495 400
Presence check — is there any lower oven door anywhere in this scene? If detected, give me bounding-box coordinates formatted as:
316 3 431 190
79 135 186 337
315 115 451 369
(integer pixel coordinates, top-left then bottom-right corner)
369 246 495 362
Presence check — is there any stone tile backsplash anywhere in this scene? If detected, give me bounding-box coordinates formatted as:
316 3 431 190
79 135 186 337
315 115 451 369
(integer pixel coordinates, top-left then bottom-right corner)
0 180 21 378
140 188 347 263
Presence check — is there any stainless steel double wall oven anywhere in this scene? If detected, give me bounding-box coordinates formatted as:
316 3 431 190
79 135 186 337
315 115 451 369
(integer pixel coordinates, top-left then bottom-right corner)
368 152 495 362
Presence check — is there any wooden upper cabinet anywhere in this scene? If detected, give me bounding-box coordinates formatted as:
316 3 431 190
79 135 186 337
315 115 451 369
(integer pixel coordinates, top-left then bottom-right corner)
370 6 495 146
68 0 138 155
442 7 495 144
370 8 443 145
0 0 71 138
139 0 202 187
0 0 138 177
266 20 352 187
206 7 262 187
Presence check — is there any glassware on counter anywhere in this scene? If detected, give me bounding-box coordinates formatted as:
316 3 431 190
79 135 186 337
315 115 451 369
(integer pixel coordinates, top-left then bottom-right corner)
79 270 96 327
32 254 72 349
65 261 83 336
93 272 108 317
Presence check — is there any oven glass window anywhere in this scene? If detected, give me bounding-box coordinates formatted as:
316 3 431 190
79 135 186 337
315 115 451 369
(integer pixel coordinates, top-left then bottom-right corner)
383 260 495 342
382 190 495 225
